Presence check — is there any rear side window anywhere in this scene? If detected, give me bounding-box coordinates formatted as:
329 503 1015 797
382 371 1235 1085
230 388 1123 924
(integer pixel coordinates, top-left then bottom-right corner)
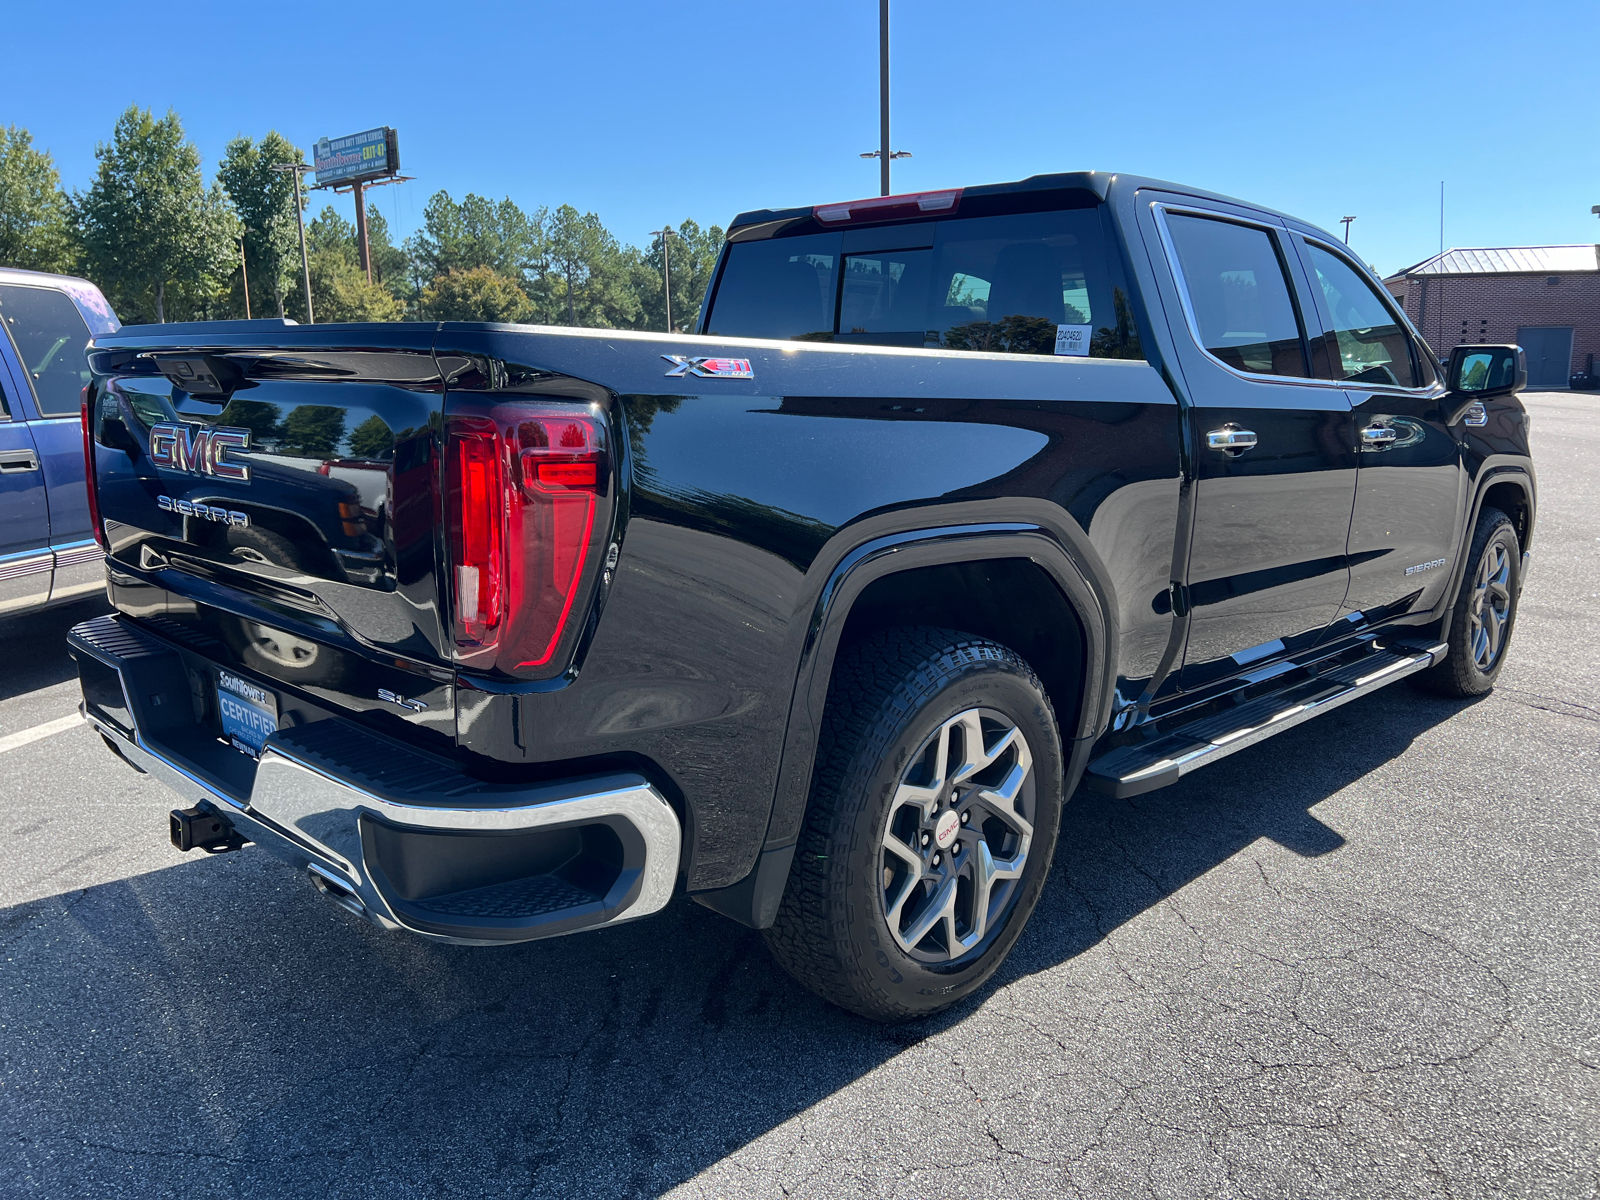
0 284 94 416
703 233 840 341
1302 242 1417 388
706 208 1143 359
1164 214 1308 378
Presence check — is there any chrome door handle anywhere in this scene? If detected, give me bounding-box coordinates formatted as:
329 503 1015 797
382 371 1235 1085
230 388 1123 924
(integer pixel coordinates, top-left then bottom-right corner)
1360 425 1399 446
0 449 40 472
1205 427 1257 454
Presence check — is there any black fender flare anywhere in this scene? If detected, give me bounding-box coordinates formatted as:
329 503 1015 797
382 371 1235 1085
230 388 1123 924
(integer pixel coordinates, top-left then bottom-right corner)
1439 463 1536 638
692 521 1115 929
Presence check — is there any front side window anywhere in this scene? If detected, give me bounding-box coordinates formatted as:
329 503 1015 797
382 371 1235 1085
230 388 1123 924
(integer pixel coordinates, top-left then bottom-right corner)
705 207 1143 359
1164 213 1308 377
0 284 94 416
1303 243 1417 388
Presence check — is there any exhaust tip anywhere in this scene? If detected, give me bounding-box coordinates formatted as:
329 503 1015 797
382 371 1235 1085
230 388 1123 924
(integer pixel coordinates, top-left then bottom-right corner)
307 864 367 918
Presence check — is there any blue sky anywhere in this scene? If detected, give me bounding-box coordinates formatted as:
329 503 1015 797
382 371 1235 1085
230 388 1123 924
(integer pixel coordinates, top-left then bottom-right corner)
4 0 1596 277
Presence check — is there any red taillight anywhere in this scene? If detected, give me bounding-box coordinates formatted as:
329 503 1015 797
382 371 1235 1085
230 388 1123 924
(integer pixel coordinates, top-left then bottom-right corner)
80 388 107 550
445 403 608 677
813 188 962 226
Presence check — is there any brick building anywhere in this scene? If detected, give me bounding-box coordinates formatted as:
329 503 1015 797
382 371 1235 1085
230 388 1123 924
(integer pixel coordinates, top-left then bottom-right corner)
1383 245 1600 388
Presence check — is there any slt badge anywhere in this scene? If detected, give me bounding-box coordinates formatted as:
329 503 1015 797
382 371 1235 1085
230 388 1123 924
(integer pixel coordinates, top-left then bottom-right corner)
662 355 754 380
149 422 253 482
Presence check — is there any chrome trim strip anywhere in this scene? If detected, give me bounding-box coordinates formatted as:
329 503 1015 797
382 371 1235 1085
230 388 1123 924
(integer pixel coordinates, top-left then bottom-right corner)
51 541 104 569
1115 643 1446 788
1149 202 1444 401
1150 202 1344 393
0 552 52 582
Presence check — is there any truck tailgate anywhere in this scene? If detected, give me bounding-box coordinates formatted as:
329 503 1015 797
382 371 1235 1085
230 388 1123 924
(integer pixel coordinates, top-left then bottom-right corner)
86 323 454 748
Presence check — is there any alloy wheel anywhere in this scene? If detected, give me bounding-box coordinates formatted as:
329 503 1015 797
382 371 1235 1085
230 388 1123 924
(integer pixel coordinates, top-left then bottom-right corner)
880 707 1034 963
1468 541 1513 672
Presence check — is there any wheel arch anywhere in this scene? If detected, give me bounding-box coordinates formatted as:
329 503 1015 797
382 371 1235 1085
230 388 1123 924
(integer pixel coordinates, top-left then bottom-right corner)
836 559 1089 748
692 522 1115 930
1439 465 1535 641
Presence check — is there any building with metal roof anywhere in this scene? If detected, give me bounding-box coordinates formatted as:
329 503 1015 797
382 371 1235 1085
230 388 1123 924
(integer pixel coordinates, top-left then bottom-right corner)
1384 245 1600 388
1391 245 1600 277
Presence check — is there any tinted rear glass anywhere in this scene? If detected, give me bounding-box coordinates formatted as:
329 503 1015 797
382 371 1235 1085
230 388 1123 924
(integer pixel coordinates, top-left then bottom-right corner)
706 208 1142 359
702 233 840 341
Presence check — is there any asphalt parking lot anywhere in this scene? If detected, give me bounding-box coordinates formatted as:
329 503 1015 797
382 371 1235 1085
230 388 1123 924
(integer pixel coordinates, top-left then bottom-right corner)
1 392 1595 1199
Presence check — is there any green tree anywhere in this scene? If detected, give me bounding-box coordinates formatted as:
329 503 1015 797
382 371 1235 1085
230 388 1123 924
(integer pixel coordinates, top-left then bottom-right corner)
364 208 409 299
217 131 304 318
280 405 346 456
537 204 638 328
348 415 396 459
78 106 239 323
405 191 544 292
188 181 246 319
0 126 76 273
301 206 402 322
636 218 725 332
217 399 282 445
420 266 534 323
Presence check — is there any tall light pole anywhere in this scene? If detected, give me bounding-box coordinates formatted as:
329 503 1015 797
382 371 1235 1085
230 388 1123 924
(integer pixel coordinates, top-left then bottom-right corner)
272 162 315 324
650 226 675 333
1340 216 1356 244
858 0 910 192
878 0 890 196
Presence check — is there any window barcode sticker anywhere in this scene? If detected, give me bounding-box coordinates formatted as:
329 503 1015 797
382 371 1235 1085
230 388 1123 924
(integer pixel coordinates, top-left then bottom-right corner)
1054 324 1092 356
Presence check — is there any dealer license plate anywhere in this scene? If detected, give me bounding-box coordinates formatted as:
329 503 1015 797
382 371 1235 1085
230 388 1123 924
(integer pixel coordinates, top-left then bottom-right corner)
216 670 278 757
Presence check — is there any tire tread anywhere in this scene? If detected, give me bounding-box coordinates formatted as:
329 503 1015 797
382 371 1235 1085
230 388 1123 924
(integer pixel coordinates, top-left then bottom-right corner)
763 626 1059 1020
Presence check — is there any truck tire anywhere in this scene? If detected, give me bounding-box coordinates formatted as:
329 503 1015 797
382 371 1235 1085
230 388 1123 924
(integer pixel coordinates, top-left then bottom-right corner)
764 627 1064 1021
1415 506 1521 698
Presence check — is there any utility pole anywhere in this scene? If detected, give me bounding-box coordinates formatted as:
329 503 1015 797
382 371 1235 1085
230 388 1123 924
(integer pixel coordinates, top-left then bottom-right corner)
650 226 675 332
353 180 371 283
273 162 315 323
237 232 252 319
1439 182 1445 256
1339 216 1355 244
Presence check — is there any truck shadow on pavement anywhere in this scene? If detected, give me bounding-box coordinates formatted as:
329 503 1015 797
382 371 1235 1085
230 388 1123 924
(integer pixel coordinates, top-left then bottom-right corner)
0 597 112 705
1 684 1481 1198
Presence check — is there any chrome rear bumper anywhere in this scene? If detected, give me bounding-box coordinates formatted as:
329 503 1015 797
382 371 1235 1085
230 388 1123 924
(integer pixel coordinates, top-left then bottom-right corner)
69 614 682 945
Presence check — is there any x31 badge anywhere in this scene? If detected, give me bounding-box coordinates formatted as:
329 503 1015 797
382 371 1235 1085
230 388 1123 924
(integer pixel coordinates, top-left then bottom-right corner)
662 355 754 380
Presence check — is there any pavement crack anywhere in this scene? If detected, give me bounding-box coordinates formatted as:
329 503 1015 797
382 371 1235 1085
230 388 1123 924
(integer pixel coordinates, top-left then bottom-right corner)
1496 686 1600 724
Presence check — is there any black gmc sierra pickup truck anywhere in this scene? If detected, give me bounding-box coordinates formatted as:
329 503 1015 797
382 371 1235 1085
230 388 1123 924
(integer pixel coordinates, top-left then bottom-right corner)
69 172 1534 1019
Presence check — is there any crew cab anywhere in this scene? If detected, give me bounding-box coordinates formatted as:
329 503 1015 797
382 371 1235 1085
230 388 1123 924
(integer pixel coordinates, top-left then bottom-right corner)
68 172 1534 1020
1 269 120 618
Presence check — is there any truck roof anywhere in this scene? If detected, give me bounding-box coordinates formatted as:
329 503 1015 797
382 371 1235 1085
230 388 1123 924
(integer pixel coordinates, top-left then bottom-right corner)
727 170 1328 245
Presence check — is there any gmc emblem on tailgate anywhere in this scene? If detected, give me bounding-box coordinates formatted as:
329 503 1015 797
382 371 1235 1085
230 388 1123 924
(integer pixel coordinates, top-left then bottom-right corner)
149 422 253 481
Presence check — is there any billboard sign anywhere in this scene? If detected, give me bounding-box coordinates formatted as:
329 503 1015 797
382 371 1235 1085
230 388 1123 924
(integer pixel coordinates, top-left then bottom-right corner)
312 127 400 188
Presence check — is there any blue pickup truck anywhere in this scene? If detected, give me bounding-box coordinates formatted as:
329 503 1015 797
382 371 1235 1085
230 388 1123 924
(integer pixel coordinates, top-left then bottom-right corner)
0 268 120 618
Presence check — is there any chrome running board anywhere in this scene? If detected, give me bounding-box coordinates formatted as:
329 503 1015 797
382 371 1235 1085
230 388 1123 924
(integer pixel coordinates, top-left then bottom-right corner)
1086 641 1447 798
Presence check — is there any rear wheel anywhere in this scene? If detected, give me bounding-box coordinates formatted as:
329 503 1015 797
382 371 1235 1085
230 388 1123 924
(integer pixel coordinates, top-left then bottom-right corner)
763 628 1064 1021
1416 506 1521 697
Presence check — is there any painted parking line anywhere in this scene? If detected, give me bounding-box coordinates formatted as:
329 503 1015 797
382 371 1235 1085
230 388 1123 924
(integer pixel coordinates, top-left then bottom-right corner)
0 713 84 756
